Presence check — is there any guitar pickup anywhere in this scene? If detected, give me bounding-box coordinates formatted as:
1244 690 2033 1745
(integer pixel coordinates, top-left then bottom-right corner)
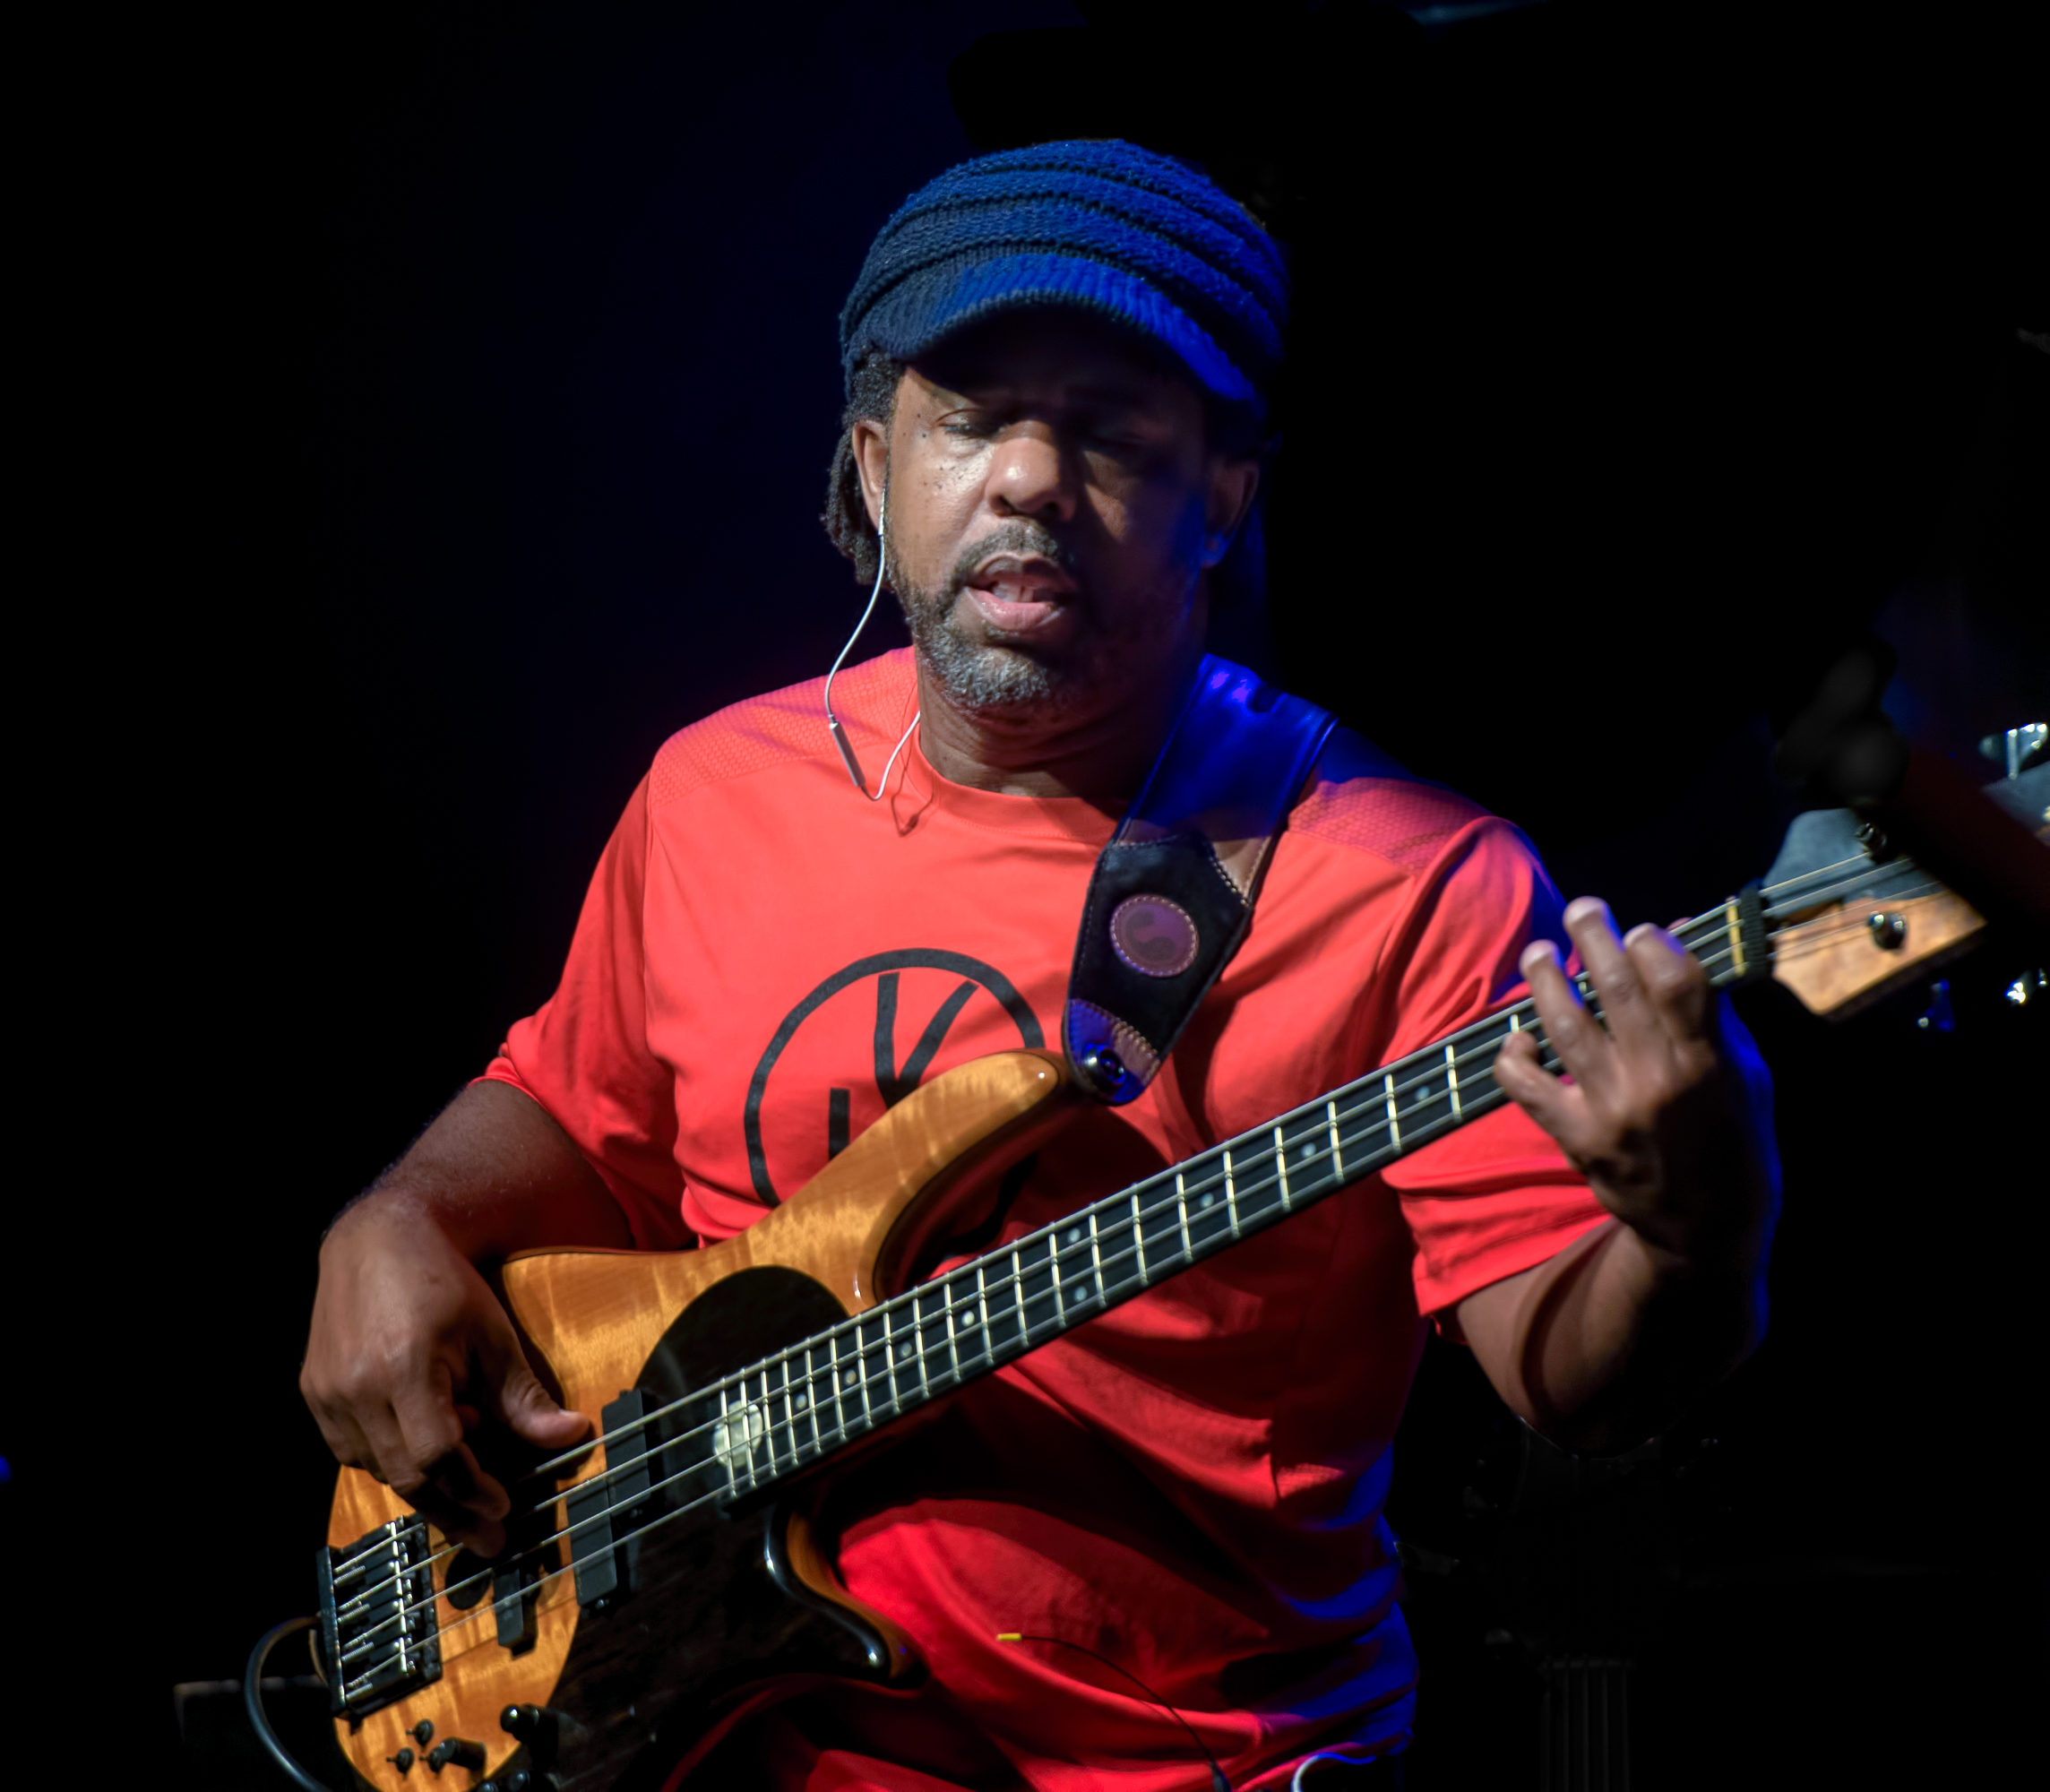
567 1391 661 1609
489 1502 561 1654
492 1551 543 1653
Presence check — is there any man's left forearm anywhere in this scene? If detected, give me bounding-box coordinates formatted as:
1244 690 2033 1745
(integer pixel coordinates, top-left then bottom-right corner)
1462 1213 1768 1456
1473 898 1781 1455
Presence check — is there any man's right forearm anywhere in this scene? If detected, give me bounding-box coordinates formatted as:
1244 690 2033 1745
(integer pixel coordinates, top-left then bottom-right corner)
334 1079 633 1261
304 1079 619 1547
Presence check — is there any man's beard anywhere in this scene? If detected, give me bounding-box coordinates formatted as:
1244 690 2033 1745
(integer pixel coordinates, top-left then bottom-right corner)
888 518 1089 716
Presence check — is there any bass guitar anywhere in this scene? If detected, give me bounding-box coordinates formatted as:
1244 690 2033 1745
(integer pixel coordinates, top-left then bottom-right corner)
304 771 2046 1790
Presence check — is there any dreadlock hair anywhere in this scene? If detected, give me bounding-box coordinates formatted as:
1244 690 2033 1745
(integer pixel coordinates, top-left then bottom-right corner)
819 348 1271 609
822 349 903 590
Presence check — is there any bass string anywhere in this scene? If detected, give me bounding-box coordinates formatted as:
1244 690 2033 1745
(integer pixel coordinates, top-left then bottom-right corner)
1761 883 1954 959
345 1035 1580 1654
349 937 1747 1628
1761 865 1939 923
361 853 1907 1585
350 903 1799 1632
409 890 1817 1550
348 1059 1511 1690
339 854 1925 1637
371 1047 1596 1694
406 992 1571 1529
344 875 1897 1626
339 1008 1581 1624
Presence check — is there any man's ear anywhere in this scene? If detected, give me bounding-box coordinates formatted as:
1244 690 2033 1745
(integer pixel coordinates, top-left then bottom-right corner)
852 418 890 529
1202 456 1262 568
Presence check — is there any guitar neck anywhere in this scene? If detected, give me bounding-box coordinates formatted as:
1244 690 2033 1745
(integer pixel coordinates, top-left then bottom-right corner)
706 889 1775 1502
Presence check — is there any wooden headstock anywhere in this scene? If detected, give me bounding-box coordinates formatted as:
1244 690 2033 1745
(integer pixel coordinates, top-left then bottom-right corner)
1758 764 2048 1019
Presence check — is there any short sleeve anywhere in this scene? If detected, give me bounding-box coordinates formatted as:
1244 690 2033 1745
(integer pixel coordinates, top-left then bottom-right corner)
479 777 693 1249
1365 816 1611 1318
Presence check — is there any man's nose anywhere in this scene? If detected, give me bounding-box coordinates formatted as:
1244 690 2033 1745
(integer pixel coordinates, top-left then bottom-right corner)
986 425 1076 523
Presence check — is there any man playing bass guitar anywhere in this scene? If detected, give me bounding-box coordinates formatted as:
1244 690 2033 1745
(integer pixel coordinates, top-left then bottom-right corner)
300 142 1779 1788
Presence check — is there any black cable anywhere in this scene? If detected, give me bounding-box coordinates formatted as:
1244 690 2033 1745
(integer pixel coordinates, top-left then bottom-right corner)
997 1632 1230 1790
243 1616 337 1792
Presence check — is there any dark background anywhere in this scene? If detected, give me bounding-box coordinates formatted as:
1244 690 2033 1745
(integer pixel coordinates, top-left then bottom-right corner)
18 2 2043 1785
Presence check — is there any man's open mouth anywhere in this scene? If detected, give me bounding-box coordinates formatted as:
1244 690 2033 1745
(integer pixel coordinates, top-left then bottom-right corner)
961 554 1077 636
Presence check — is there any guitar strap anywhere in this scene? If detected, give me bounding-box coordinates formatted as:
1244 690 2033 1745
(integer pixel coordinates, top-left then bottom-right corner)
1064 655 1336 1105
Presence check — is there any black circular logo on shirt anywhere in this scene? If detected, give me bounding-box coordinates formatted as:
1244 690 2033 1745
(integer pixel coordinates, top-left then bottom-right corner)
744 948 1044 1205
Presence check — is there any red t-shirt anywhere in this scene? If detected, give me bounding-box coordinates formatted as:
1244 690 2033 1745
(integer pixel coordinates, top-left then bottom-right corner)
487 649 1607 1788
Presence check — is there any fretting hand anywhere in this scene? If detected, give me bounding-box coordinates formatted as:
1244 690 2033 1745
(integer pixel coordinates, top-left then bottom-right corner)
1492 895 1779 1277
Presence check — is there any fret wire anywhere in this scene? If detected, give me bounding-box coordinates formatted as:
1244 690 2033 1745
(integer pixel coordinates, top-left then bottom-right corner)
1021 1237 1039 1344
774 1354 791 1473
1383 1073 1401 1150
878 1311 899 1415
1176 1170 1193 1262
1274 1125 1291 1210
753 1371 771 1481
745 1373 762 1482
1445 1043 1462 1121
889 1309 909 1412
1224 1147 1241 1238
852 1312 877 1426
992 1253 1012 1360
944 1277 964 1383
883 1311 903 1414
1131 1190 1150 1285
781 1350 799 1463
795 1353 812 1468
1005 1245 1027 1358
855 1317 875 1428
1088 1208 1107 1309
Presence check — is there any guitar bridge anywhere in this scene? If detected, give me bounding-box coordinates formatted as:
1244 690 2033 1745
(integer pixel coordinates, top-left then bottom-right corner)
316 1516 443 1722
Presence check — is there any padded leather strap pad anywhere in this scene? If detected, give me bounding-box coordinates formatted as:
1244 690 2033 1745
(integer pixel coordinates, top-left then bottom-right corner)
1064 657 1336 1104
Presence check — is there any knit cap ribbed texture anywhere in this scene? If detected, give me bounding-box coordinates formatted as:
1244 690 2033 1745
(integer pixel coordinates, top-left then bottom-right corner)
840 141 1288 420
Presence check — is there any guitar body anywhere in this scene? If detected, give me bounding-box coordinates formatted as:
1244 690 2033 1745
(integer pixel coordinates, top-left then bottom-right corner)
323 1048 1080 1790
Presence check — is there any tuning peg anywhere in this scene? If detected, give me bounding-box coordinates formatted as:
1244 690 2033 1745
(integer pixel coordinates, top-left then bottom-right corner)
1977 723 2047 779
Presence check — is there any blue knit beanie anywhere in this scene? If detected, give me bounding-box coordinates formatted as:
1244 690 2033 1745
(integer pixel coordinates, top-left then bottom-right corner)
840 141 1288 426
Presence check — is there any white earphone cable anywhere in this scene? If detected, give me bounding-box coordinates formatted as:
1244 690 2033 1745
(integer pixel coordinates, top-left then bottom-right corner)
823 486 918 800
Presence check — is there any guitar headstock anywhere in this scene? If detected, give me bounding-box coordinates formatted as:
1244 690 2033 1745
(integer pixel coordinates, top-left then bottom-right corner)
1752 763 2048 1019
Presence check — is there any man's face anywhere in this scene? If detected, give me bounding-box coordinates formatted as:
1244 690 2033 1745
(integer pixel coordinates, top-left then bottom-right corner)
853 312 1257 726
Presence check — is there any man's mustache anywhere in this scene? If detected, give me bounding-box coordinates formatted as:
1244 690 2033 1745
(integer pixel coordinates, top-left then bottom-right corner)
945 521 1079 598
